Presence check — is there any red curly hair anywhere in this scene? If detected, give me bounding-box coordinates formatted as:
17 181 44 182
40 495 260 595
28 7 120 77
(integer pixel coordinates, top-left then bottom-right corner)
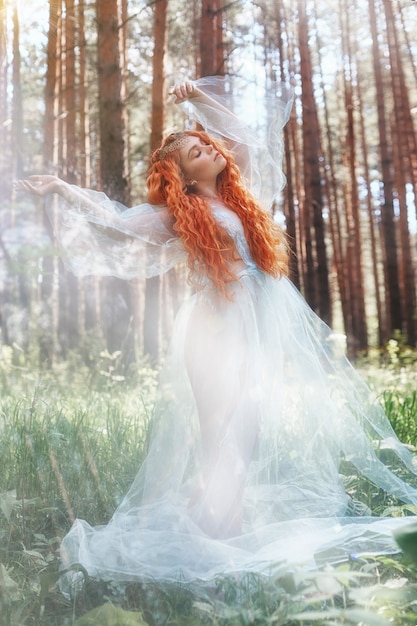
147 130 288 296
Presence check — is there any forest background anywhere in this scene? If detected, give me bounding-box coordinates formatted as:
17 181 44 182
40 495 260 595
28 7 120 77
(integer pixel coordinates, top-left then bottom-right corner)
1 1 417 624
0 0 416 368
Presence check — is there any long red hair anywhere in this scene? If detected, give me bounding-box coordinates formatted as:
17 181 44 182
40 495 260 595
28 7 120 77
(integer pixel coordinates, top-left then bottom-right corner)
147 130 288 296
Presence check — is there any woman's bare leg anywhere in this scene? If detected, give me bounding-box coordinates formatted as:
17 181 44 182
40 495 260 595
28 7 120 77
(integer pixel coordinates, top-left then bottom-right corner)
185 301 258 538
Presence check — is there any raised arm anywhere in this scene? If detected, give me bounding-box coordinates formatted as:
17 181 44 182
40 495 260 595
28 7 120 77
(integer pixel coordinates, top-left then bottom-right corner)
171 77 293 208
171 81 234 119
170 81 251 175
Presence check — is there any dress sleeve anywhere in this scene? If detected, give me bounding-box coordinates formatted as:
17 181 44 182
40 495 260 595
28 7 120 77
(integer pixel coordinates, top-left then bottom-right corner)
180 76 294 210
47 189 187 279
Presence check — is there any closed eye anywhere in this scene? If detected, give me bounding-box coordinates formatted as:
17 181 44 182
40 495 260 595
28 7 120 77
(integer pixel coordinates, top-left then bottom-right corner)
188 140 209 159
187 143 203 159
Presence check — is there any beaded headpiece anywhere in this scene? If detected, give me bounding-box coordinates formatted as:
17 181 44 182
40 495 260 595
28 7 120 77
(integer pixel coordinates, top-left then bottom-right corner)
158 132 188 160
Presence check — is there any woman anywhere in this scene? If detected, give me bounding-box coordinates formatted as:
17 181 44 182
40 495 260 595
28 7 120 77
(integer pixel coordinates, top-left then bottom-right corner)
19 78 417 587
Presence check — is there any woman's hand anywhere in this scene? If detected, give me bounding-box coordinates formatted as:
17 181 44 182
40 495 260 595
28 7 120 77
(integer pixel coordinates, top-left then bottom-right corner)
169 81 198 104
16 174 63 197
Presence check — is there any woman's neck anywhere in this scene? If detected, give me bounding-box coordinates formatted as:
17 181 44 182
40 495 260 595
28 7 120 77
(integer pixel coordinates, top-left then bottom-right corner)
195 182 220 200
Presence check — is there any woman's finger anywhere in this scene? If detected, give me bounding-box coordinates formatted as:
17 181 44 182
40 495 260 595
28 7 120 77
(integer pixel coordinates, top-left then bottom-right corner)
169 81 195 103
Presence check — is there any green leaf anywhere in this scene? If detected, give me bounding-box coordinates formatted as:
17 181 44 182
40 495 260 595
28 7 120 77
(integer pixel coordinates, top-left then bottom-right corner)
0 490 17 521
0 563 20 595
393 522 417 562
343 608 392 626
39 570 64 601
73 603 149 625
292 607 392 625
292 608 342 621
39 564 90 603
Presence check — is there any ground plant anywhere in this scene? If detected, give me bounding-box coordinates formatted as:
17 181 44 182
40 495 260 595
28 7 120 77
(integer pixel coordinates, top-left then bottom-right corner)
1 342 417 625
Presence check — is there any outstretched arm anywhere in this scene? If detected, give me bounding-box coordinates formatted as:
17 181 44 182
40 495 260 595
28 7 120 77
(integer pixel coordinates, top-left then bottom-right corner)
17 174 184 278
17 175 126 229
17 174 176 236
18 175 72 199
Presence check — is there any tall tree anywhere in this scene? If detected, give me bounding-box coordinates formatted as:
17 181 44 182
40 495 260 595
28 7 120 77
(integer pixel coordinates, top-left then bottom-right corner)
340 1 368 351
150 0 167 154
77 0 91 188
297 0 331 324
96 0 130 204
63 0 77 184
0 0 8 201
44 0 61 173
77 0 101 339
200 0 225 76
368 0 402 339
355 56 385 347
56 0 81 354
143 0 168 362
278 0 302 286
96 0 133 359
384 0 416 345
39 0 63 365
11 3 23 182
312 0 349 341
274 0 304 287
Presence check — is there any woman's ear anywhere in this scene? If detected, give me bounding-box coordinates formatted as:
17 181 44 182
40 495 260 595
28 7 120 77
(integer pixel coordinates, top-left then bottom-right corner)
183 179 198 192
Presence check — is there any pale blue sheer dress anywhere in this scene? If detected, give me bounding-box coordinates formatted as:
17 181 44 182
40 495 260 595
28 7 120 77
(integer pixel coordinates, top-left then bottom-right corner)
52 77 417 590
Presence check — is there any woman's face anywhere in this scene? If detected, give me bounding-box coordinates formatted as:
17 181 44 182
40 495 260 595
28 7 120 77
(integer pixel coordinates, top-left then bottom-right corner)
178 136 226 185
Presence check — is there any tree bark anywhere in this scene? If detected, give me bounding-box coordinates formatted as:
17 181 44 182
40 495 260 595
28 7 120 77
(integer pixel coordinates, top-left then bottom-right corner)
11 5 23 182
368 0 402 338
63 0 76 183
340 3 368 352
384 0 416 345
77 0 91 188
143 0 168 362
297 0 331 324
96 0 130 205
0 0 8 201
200 0 224 76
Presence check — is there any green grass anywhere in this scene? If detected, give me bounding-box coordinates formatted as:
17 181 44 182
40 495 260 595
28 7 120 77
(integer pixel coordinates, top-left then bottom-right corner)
1 347 417 625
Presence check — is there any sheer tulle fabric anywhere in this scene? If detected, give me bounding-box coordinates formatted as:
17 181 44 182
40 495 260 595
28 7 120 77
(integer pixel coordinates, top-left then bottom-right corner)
56 78 417 591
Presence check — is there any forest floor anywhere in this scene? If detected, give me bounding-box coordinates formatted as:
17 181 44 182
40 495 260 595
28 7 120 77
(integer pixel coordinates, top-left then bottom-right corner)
1 342 417 625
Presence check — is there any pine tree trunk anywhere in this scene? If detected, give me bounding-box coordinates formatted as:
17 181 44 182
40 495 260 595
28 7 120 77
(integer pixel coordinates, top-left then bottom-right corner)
143 0 168 362
200 0 216 76
0 0 8 201
340 4 367 352
64 0 76 183
40 0 63 366
368 0 402 338
215 0 225 74
356 65 385 347
96 0 134 360
200 0 224 76
384 0 416 345
11 5 23 182
96 0 130 205
59 0 79 352
78 0 91 188
297 0 331 324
